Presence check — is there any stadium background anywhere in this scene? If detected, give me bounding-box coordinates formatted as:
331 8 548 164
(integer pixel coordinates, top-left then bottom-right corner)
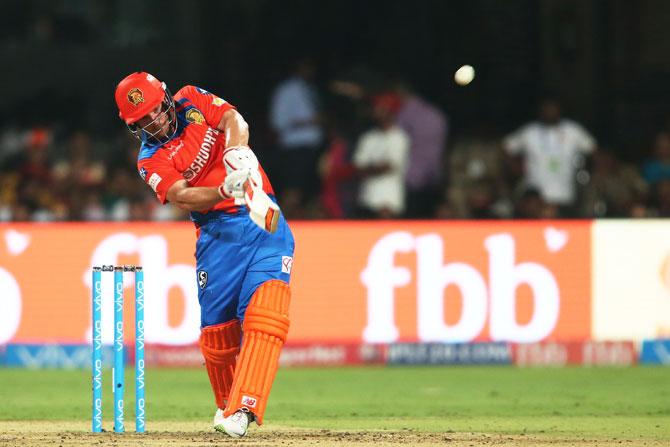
5 0 670 147
0 1 669 446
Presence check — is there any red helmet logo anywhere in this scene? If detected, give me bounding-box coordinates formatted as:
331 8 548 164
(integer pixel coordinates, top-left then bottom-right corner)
127 88 145 106
115 72 166 124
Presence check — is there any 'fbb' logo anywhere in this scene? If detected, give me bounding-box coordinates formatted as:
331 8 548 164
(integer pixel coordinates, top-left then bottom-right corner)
361 231 574 344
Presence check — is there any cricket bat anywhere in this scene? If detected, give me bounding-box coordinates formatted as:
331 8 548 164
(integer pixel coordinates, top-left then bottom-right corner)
244 179 280 233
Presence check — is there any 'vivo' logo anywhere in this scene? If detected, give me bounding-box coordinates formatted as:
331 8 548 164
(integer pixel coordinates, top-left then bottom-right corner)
136 359 145 389
115 399 124 430
115 280 123 312
136 280 145 312
93 320 102 351
137 397 146 427
115 321 123 351
93 397 102 427
93 359 102 390
136 320 145 350
94 280 102 312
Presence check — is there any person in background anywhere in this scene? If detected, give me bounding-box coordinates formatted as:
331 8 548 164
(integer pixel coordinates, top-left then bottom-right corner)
648 179 670 217
52 130 106 189
269 57 324 216
352 93 410 218
514 187 555 219
503 97 596 216
319 120 356 219
448 122 512 219
581 149 648 217
16 127 65 221
395 82 448 218
642 132 670 186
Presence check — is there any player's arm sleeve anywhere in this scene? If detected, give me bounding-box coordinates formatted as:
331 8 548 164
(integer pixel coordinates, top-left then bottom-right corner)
177 85 236 128
502 126 528 155
137 158 184 204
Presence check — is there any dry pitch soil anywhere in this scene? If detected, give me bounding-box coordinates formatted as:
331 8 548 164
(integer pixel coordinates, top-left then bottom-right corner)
0 422 666 447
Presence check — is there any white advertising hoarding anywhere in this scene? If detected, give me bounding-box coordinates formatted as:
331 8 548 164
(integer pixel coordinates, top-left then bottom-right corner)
593 220 670 341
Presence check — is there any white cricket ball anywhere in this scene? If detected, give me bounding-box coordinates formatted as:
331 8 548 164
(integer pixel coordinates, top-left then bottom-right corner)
454 65 475 86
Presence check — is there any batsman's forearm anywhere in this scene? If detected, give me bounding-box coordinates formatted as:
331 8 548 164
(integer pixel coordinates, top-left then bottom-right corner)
172 186 222 212
218 109 249 147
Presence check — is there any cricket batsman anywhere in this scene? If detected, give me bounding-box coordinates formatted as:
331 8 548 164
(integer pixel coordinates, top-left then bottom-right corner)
114 72 295 438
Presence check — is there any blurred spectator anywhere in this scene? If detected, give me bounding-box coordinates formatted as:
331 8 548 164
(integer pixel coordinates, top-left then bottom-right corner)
648 179 670 217
0 125 25 169
152 201 189 221
352 94 410 218
433 199 455 219
503 98 596 216
128 197 153 221
79 189 107 221
14 127 63 220
464 180 500 219
641 132 670 185
52 130 106 189
269 57 324 215
110 130 142 175
514 187 556 219
19 127 53 183
0 165 21 221
448 123 512 218
395 82 448 218
629 201 652 218
319 126 356 219
104 168 137 221
581 149 648 217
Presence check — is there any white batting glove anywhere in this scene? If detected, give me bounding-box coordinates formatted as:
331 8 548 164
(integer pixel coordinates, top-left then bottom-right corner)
223 146 259 173
223 146 263 189
218 168 251 205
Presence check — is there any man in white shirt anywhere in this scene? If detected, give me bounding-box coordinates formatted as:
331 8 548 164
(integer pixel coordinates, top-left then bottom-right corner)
353 94 410 218
503 98 596 214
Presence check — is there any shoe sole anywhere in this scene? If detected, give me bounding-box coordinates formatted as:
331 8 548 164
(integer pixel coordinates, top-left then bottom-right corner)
214 423 244 438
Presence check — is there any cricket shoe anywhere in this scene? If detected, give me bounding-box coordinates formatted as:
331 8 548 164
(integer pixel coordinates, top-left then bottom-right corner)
214 408 254 438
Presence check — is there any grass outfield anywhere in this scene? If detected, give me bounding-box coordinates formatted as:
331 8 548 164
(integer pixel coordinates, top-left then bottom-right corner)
0 366 669 446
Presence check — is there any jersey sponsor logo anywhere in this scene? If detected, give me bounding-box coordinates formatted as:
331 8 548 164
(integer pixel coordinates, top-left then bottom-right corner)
127 88 144 106
139 167 147 181
212 97 226 107
197 270 208 289
166 141 184 160
186 108 205 125
282 256 293 274
182 127 219 182
241 395 257 408
196 87 210 95
148 172 162 192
